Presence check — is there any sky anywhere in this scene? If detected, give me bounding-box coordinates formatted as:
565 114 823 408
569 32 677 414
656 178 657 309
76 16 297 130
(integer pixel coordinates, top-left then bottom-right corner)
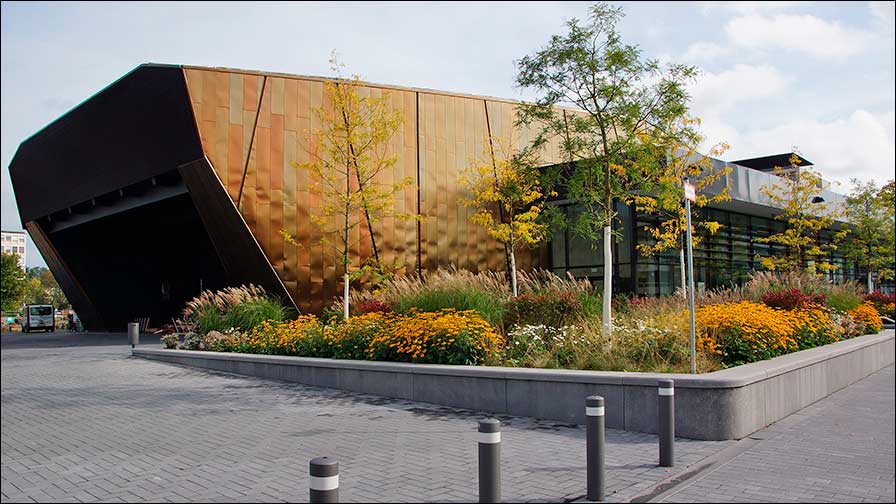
2 1 894 268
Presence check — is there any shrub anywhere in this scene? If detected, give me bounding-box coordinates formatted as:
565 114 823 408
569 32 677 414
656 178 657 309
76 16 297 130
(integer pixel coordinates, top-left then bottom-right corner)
696 301 837 365
848 302 883 334
367 309 504 365
504 324 581 367
183 285 289 334
320 303 345 326
506 291 583 328
742 271 831 301
323 313 387 360
178 332 201 350
236 316 325 355
224 297 290 333
355 298 392 315
761 288 826 310
200 329 241 352
831 313 865 338
865 292 895 319
161 334 178 349
825 286 863 313
391 288 507 329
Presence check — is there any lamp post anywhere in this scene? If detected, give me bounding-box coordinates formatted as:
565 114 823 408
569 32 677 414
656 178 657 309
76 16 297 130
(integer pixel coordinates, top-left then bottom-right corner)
684 177 697 374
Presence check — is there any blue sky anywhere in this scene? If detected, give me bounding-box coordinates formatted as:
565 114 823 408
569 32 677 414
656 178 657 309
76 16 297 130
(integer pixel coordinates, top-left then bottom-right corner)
2 1 894 268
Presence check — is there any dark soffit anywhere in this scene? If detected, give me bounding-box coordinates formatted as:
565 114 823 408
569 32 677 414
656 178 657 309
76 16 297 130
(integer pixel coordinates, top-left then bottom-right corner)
730 152 814 172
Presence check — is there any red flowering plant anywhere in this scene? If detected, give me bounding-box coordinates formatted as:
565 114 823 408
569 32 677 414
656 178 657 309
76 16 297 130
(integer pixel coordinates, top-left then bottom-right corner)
762 288 827 311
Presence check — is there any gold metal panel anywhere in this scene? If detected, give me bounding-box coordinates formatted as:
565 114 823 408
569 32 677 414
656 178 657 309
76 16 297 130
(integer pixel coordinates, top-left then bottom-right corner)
229 74 243 125
182 67 568 312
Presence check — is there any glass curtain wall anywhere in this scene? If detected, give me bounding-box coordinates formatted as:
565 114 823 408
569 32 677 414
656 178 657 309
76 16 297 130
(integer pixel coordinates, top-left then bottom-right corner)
549 202 866 296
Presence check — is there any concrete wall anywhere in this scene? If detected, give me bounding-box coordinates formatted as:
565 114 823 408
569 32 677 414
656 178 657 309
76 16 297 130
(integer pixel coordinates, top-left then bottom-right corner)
133 330 894 440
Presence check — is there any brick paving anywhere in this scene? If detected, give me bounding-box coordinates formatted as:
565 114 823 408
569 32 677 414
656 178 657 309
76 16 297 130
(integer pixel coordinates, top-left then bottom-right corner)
1 333 730 503
657 365 895 503
3 332 893 503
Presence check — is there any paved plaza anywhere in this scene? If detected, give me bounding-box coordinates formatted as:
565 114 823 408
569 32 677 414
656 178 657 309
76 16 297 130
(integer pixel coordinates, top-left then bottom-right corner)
1 332 894 503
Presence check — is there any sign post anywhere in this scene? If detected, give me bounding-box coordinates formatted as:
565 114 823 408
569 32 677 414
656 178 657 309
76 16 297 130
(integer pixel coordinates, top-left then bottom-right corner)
684 178 697 375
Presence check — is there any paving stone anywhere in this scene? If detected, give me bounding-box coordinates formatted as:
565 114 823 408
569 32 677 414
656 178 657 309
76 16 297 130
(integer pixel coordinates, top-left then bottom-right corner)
658 365 895 503
3 333 892 503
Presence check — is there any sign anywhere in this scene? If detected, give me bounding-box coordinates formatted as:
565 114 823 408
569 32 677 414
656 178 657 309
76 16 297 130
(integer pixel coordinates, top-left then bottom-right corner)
684 182 696 202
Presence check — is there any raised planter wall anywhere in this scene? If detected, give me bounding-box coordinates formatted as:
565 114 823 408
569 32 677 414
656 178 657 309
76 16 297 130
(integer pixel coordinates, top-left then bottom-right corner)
133 330 894 440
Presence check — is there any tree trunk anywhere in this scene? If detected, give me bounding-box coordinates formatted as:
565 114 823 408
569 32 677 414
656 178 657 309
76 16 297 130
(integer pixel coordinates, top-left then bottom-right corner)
680 247 687 299
343 273 350 320
602 225 612 336
510 248 518 297
867 270 874 294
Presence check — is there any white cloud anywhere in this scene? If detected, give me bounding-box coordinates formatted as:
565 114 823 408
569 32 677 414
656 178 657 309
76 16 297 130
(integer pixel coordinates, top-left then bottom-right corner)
682 41 731 63
869 1 896 28
725 13 873 59
699 1 810 15
689 64 790 115
714 110 896 186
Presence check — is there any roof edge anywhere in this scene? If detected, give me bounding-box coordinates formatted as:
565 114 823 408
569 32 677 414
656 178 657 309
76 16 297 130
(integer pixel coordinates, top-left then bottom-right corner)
16 63 183 147
181 64 582 111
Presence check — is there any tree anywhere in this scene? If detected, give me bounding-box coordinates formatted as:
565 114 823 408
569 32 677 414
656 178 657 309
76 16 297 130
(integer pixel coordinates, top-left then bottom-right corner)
755 152 847 274
842 179 895 291
22 267 69 308
1 252 27 313
634 116 731 297
516 2 697 335
459 135 554 296
283 53 412 318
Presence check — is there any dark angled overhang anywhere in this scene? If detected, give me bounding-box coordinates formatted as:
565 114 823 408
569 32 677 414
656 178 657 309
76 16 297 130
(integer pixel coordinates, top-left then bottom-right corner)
730 152 814 172
7 64 294 330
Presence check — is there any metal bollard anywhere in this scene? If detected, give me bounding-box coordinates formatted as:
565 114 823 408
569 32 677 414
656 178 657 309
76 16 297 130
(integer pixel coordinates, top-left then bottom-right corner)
309 457 339 503
127 322 139 349
478 418 501 503
658 379 675 467
586 396 605 501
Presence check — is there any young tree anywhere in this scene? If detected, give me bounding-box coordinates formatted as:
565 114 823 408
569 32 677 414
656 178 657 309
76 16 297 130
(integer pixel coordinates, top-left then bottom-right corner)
755 153 847 273
516 2 697 335
284 54 412 319
842 179 896 292
459 136 554 296
634 116 731 298
1 252 27 313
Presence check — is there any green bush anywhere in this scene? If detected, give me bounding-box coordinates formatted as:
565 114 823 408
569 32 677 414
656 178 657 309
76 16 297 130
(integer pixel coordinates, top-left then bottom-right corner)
506 291 583 328
224 298 290 332
183 285 291 334
825 288 863 313
391 288 507 329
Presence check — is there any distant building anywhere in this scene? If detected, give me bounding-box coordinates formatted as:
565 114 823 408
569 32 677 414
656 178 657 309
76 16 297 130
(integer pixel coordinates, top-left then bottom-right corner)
1 230 27 267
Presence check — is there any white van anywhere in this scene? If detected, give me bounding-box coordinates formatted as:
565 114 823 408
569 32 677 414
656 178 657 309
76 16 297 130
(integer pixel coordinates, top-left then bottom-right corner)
23 304 55 333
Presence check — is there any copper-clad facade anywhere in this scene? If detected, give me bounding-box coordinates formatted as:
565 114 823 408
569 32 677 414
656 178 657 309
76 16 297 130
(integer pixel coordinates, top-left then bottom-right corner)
181 67 566 313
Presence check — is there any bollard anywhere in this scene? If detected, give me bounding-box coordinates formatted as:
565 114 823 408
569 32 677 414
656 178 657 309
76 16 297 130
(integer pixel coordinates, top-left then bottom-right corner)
658 379 675 467
309 457 339 503
586 395 605 502
478 418 501 503
127 322 139 349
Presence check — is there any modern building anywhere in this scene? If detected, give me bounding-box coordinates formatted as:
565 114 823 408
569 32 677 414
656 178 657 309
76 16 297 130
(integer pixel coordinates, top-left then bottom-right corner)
1 230 27 267
7 64 859 330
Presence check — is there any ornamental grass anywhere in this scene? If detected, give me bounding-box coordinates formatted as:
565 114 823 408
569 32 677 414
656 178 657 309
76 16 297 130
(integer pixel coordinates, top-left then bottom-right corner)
177 271 886 373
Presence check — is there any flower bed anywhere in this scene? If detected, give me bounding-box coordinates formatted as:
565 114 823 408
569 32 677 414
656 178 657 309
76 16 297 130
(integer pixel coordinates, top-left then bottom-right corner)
175 309 503 366
164 272 885 372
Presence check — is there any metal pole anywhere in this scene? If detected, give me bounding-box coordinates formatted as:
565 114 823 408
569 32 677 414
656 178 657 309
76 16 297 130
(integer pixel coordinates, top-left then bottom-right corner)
309 457 339 503
658 380 675 467
685 178 697 375
478 418 501 503
586 396 605 502
127 322 139 349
